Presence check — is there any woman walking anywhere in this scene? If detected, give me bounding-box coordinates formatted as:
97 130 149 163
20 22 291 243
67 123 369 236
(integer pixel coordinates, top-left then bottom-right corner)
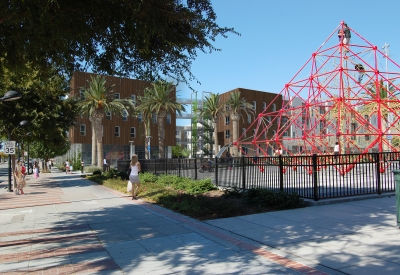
33 162 40 181
129 154 141 200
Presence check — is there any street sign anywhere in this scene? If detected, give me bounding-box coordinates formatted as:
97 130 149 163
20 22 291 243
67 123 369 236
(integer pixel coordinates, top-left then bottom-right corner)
4 141 16 155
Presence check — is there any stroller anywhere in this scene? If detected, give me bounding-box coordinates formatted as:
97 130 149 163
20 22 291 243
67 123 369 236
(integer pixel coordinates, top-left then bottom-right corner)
199 159 215 172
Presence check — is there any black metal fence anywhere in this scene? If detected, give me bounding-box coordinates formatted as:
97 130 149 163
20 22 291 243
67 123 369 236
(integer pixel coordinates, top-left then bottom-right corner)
135 152 399 201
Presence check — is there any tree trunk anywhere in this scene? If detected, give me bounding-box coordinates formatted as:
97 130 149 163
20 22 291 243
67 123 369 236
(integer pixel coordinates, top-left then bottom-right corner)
157 111 166 159
144 120 150 159
231 113 240 156
91 115 103 168
90 121 96 166
212 118 218 158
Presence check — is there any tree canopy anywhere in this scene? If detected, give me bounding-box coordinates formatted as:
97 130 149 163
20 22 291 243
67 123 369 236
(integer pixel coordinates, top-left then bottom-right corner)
0 0 237 85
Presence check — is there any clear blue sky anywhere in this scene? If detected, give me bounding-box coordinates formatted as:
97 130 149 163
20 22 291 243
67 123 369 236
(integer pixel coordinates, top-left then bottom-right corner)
177 0 400 125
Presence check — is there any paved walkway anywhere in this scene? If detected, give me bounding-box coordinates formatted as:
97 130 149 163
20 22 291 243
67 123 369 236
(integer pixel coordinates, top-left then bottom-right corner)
0 164 399 274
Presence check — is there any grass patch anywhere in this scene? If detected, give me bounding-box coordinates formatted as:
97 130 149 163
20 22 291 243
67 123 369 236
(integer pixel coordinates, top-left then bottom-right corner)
86 172 305 220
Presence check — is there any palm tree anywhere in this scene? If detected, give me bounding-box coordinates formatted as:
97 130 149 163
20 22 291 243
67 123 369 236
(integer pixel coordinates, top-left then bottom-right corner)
141 80 185 158
78 75 134 166
199 94 225 157
135 89 154 159
226 91 255 155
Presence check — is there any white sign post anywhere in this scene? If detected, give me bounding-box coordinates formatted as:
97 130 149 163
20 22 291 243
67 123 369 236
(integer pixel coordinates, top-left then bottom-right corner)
4 141 16 155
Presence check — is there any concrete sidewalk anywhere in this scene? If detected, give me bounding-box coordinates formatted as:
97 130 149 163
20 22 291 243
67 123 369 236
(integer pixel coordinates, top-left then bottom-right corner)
0 166 399 274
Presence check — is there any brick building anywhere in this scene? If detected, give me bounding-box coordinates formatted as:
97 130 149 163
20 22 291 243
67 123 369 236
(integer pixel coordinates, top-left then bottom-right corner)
66 72 177 166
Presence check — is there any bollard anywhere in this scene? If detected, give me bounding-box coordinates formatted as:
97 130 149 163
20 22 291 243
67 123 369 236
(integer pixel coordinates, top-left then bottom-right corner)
391 170 400 228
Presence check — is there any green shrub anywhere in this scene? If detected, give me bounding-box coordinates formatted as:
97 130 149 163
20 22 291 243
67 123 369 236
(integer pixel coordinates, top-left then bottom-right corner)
243 188 303 210
104 168 118 178
139 172 158 183
92 169 102 175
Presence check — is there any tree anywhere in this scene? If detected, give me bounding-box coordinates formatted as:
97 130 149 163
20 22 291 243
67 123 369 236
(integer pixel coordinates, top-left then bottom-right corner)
135 90 155 159
0 63 80 164
226 91 255 155
140 80 185 158
78 75 134 166
0 0 237 85
360 79 400 151
199 94 225 157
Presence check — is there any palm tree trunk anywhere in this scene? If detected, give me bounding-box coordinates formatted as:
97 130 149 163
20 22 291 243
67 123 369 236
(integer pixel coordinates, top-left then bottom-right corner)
91 116 103 168
91 123 96 166
231 113 240 156
157 113 166 158
144 123 149 159
212 119 218 158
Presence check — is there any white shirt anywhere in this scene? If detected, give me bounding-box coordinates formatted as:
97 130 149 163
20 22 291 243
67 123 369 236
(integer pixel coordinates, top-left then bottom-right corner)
334 144 340 152
130 164 139 176
103 159 107 165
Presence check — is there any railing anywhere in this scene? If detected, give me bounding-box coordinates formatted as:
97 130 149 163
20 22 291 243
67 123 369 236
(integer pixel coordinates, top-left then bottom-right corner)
136 152 398 201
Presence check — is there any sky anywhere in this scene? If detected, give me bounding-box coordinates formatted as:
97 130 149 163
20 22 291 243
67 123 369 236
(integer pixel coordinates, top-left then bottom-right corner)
176 0 400 125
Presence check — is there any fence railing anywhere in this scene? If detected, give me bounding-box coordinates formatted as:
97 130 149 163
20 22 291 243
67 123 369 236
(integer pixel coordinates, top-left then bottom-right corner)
134 152 399 201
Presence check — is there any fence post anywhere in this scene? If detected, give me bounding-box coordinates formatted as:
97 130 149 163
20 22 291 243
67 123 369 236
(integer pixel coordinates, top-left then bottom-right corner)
215 157 218 186
178 157 181 177
312 154 319 201
194 155 197 180
278 155 284 192
375 153 381 195
242 156 246 190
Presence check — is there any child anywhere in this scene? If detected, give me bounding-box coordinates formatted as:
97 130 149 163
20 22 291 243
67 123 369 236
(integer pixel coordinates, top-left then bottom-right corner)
33 162 40 181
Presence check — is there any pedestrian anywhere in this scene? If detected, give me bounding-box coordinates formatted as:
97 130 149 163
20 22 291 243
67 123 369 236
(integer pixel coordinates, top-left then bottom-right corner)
70 164 73 174
65 159 70 174
33 161 40 181
334 141 340 161
14 160 24 195
103 158 109 173
21 162 27 193
81 159 84 174
129 154 141 200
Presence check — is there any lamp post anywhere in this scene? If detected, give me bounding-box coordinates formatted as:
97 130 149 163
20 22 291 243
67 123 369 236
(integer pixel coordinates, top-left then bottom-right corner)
0 90 23 192
6 120 30 192
146 136 152 159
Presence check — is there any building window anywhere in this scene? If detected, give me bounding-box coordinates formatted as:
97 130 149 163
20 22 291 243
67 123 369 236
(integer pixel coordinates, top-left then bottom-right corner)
272 103 276 112
225 104 229 111
138 113 142 122
252 129 256 136
263 102 266 110
80 124 86 136
225 130 230 139
242 128 246 137
247 114 251 123
225 116 230 125
79 89 85 99
131 94 136 104
130 127 135 138
166 114 171 124
176 131 180 136
176 138 181 142
268 116 272 124
252 101 256 111
106 111 111 120
152 113 157 123
115 93 120 99
122 110 128 121
115 126 120 137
